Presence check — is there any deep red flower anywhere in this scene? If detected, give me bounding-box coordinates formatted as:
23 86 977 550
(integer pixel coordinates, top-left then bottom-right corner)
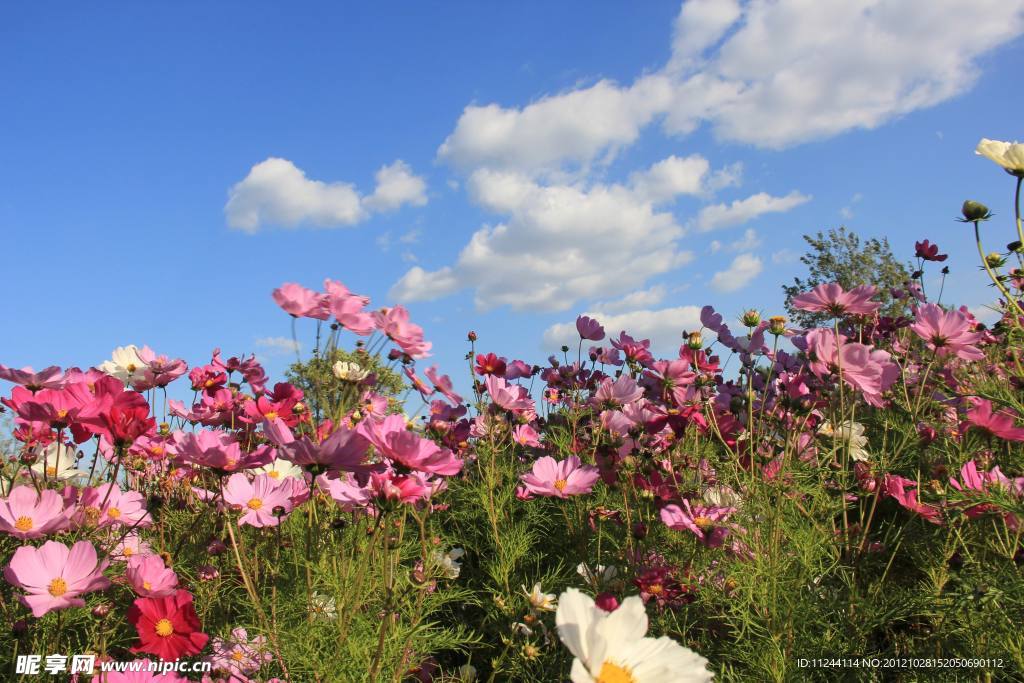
914 239 948 262
79 390 155 447
474 353 507 377
127 589 209 661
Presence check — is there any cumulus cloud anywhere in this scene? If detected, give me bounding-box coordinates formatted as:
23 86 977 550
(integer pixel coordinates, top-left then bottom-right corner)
593 285 667 314
710 253 763 292
628 154 710 203
543 305 702 352
390 160 695 312
436 1 1024 175
225 158 427 232
254 336 302 355
696 191 810 232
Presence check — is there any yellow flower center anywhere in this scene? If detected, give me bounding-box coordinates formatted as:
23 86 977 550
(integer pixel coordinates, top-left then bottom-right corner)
264 411 278 420
596 661 636 683
554 479 568 492
648 583 663 595
123 547 135 557
143 581 152 590
268 470 281 479
48 578 68 597
154 618 174 637
57 409 68 419
247 498 263 510
126 364 137 373
106 507 122 519
14 516 33 532
693 516 713 530
151 446 164 457
83 507 102 524
231 651 245 662
45 466 57 477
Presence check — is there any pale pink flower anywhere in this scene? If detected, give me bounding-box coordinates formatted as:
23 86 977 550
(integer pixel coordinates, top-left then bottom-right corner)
0 364 65 391
0 486 70 539
75 483 152 530
263 417 371 472
964 399 1024 442
512 424 543 448
910 304 985 361
125 554 179 597
373 306 431 358
791 283 880 316
660 499 735 548
357 414 463 476
4 540 111 616
271 283 330 319
520 456 600 499
324 279 377 335
222 473 295 527
484 375 536 415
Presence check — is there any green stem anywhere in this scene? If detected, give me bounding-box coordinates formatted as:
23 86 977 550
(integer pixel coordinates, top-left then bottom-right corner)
975 220 1024 318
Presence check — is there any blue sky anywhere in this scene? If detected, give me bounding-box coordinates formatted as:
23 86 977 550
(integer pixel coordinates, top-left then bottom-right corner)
2 1 1023 395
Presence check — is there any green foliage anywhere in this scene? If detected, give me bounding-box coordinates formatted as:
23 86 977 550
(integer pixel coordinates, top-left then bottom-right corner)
287 346 405 419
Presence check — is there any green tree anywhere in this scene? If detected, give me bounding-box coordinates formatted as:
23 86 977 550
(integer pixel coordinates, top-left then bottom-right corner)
782 226 912 327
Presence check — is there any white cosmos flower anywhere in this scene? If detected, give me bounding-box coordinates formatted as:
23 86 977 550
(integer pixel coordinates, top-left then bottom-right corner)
457 663 477 682
310 591 337 619
433 547 464 579
98 345 147 384
976 138 1024 176
576 562 617 588
702 485 741 508
556 588 713 683
247 458 304 481
332 361 369 382
819 420 870 462
523 582 557 612
31 442 87 481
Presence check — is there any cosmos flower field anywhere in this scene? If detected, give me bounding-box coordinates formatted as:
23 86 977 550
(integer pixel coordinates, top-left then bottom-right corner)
2 141 1024 681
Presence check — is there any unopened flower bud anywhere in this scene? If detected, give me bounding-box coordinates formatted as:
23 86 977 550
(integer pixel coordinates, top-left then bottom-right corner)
741 310 761 327
198 564 220 581
12 619 28 636
206 539 227 556
561 345 570 353
985 252 1005 268
685 331 703 350
91 603 112 618
595 592 620 611
769 315 786 335
467 331 478 342
961 200 991 222
522 644 539 660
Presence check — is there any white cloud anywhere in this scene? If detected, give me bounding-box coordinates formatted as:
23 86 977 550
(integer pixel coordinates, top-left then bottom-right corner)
710 252 763 292
593 285 667 313
254 336 301 355
628 154 709 203
363 160 428 212
543 305 702 352
435 1 1024 176
696 191 810 232
771 249 798 264
839 192 863 220
225 158 427 232
709 228 761 253
437 75 673 174
390 160 694 312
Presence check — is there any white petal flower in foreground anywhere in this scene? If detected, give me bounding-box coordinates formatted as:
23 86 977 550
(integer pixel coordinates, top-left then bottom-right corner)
98 344 147 384
976 138 1024 176
556 588 713 683
31 442 86 481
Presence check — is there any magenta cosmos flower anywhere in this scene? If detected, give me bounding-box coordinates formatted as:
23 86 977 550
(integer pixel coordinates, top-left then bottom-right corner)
223 473 296 527
576 315 605 341
74 483 152 530
660 499 736 548
125 554 180 598
0 364 65 391
791 283 880 317
965 399 1024 442
4 540 111 616
263 417 370 472
910 303 984 361
519 456 600 499
0 486 70 539
358 414 463 476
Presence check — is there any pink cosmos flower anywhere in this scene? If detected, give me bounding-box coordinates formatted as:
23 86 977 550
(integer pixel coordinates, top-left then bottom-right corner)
424 365 463 405
125 554 179 597
357 414 463 476
111 532 154 562
75 483 152 529
660 499 735 548
222 473 296 527
265 417 371 472
0 486 70 539
791 283 880 316
915 239 948 262
206 627 272 677
484 375 536 415
610 332 653 364
882 475 941 524
804 329 898 407
964 399 1024 442
174 429 274 473
519 456 600 499
133 347 188 390
271 283 330 319
0 364 65 391
512 424 543 448
374 306 431 358
576 315 605 341
323 278 377 335
368 469 433 505
317 473 373 511
910 303 985 361
4 540 111 616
